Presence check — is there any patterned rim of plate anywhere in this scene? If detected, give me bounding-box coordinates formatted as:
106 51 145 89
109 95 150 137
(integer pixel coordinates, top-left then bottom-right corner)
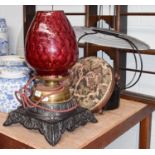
0 67 28 79
0 55 25 66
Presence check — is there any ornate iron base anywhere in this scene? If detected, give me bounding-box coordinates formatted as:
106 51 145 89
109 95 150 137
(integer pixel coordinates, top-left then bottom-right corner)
3 106 97 146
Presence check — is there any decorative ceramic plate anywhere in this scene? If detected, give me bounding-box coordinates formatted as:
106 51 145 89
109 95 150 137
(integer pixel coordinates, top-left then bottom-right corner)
0 55 25 66
69 56 115 112
0 67 29 79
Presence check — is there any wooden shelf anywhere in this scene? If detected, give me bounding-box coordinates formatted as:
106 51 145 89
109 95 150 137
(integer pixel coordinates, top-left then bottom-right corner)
88 15 114 28
65 13 86 15
121 12 155 16
0 98 154 149
121 91 155 106
120 67 155 75
119 49 155 55
140 49 155 55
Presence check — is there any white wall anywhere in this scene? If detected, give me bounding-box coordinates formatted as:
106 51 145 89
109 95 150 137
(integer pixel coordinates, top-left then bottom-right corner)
127 6 155 149
127 6 155 96
0 5 24 55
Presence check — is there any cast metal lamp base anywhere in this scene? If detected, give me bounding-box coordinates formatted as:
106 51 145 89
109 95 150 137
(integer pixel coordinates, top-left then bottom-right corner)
3 75 97 146
4 105 97 146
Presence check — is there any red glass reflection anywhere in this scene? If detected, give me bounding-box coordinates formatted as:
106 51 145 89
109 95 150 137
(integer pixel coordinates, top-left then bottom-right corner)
25 11 78 76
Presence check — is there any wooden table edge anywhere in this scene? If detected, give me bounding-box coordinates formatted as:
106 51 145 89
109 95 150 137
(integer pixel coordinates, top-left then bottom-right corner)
81 104 154 149
0 99 154 149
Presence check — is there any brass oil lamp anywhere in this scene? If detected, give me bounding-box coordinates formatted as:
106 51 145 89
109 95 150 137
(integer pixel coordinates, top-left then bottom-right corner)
4 11 97 145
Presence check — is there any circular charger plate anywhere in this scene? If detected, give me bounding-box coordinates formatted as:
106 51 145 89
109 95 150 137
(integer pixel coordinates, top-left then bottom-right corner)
69 56 115 112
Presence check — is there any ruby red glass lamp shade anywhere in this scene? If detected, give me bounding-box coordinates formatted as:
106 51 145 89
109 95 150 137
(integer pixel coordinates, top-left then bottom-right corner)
25 11 79 76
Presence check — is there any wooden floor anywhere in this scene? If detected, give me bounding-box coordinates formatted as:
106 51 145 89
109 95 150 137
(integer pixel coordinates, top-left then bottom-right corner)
0 99 153 149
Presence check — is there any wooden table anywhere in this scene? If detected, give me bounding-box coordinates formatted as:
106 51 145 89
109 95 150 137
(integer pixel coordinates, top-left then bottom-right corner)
0 98 154 149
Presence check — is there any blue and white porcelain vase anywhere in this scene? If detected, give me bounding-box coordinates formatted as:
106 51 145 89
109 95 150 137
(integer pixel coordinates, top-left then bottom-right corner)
0 18 9 55
0 55 30 113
